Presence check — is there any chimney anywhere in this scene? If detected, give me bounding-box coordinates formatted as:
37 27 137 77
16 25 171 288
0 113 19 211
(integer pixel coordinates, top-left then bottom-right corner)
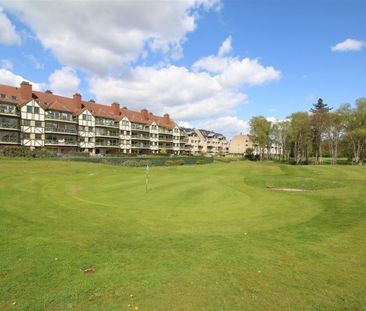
20 81 32 101
141 109 148 121
163 113 170 124
73 93 82 108
112 102 120 115
122 106 128 110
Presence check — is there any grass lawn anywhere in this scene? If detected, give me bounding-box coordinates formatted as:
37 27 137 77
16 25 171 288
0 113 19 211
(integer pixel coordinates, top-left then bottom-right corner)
0 159 365 310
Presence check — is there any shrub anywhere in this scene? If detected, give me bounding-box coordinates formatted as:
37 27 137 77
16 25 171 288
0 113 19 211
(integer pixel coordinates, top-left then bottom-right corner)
1 146 32 157
122 159 152 167
165 159 185 166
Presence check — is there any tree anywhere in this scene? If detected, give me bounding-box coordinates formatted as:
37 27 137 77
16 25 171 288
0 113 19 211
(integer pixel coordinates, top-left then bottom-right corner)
249 116 271 160
310 98 332 164
324 110 345 165
289 112 312 164
340 99 366 165
271 120 291 161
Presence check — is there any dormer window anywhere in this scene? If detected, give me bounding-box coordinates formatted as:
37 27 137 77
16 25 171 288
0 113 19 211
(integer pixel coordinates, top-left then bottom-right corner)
0 93 5 99
11 96 17 100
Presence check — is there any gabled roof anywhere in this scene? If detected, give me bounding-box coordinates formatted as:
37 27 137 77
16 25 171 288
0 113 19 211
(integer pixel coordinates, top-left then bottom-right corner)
33 91 77 112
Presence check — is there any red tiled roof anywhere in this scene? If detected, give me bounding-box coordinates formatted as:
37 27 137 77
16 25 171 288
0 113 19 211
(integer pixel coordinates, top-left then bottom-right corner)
0 83 176 128
0 84 23 106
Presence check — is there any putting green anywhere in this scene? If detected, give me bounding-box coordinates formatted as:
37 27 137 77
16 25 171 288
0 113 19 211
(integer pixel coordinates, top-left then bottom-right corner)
0 159 365 310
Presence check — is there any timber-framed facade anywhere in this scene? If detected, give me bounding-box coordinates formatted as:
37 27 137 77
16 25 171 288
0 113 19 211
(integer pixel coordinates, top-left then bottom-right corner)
0 82 186 155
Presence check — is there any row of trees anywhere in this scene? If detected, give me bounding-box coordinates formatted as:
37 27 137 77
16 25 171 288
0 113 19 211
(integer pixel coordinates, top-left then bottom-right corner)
249 98 366 165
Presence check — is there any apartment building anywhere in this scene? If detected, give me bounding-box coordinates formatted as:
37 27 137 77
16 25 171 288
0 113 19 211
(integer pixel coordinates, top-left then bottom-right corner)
0 82 186 155
229 134 254 155
182 128 229 155
229 133 282 157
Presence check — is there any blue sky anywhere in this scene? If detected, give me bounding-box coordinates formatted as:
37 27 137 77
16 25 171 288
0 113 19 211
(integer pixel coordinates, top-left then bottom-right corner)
0 0 365 138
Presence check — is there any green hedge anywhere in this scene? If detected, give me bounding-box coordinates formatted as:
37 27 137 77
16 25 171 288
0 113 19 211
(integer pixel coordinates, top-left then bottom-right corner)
62 156 213 167
0 146 57 158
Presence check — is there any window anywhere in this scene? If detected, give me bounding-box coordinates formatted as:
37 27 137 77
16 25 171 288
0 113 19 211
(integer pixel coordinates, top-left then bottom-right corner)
0 93 5 99
11 96 17 100
82 114 92 121
26 106 32 113
35 121 42 127
34 107 40 114
35 134 42 140
22 119 31 126
23 133 31 140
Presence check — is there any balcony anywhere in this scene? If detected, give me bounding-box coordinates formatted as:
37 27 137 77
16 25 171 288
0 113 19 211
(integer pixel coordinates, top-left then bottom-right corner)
131 145 150 149
95 143 120 148
45 115 77 123
0 123 20 131
45 140 77 146
159 128 173 134
0 107 19 116
131 124 149 132
95 120 118 128
131 135 150 141
95 133 119 138
159 137 173 143
0 133 20 144
45 127 77 135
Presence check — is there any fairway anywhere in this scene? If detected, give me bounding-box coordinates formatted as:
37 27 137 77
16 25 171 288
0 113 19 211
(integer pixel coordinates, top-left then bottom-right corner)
1 160 366 310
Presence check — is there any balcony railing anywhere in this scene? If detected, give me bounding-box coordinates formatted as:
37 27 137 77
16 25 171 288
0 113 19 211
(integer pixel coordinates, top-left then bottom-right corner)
0 108 19 116
45 115 77 123
131 135 150 140
45 140 77 145
0 137 19 143
95 120 118 127
0 123 20 130
95 143 120 147
159 130 173 135
131 145 150 149
45 127 77 134
95 133 119 138
159 137 173 142
131 124 149 132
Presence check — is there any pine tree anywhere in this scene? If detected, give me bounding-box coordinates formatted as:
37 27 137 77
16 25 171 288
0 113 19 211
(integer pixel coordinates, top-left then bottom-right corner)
310 98 332 164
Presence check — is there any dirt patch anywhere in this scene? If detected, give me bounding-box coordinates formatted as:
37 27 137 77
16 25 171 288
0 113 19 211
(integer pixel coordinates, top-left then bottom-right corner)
69 186 79 193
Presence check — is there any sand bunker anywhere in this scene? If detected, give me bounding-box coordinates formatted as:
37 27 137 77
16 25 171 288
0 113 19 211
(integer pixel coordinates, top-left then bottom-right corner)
267 186 306 192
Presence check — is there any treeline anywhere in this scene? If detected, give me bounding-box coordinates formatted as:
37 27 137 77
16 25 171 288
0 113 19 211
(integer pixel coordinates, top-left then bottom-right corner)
249 98 366 165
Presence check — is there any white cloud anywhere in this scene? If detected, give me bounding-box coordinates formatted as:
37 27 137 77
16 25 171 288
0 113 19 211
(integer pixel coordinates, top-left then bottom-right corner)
89 65 246 120
218 36 232 57
266 116 278 124
2 0 220 74
194 56 281 87
48 67 80 95
177 121 192 128
199 116 249 139
0 59 13 70
0 7 21 45
89 37 280 123
0 68 43 90
331 38 365 52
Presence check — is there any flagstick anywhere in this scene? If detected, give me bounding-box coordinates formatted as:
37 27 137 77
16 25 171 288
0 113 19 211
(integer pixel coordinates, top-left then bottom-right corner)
145 165 149 193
